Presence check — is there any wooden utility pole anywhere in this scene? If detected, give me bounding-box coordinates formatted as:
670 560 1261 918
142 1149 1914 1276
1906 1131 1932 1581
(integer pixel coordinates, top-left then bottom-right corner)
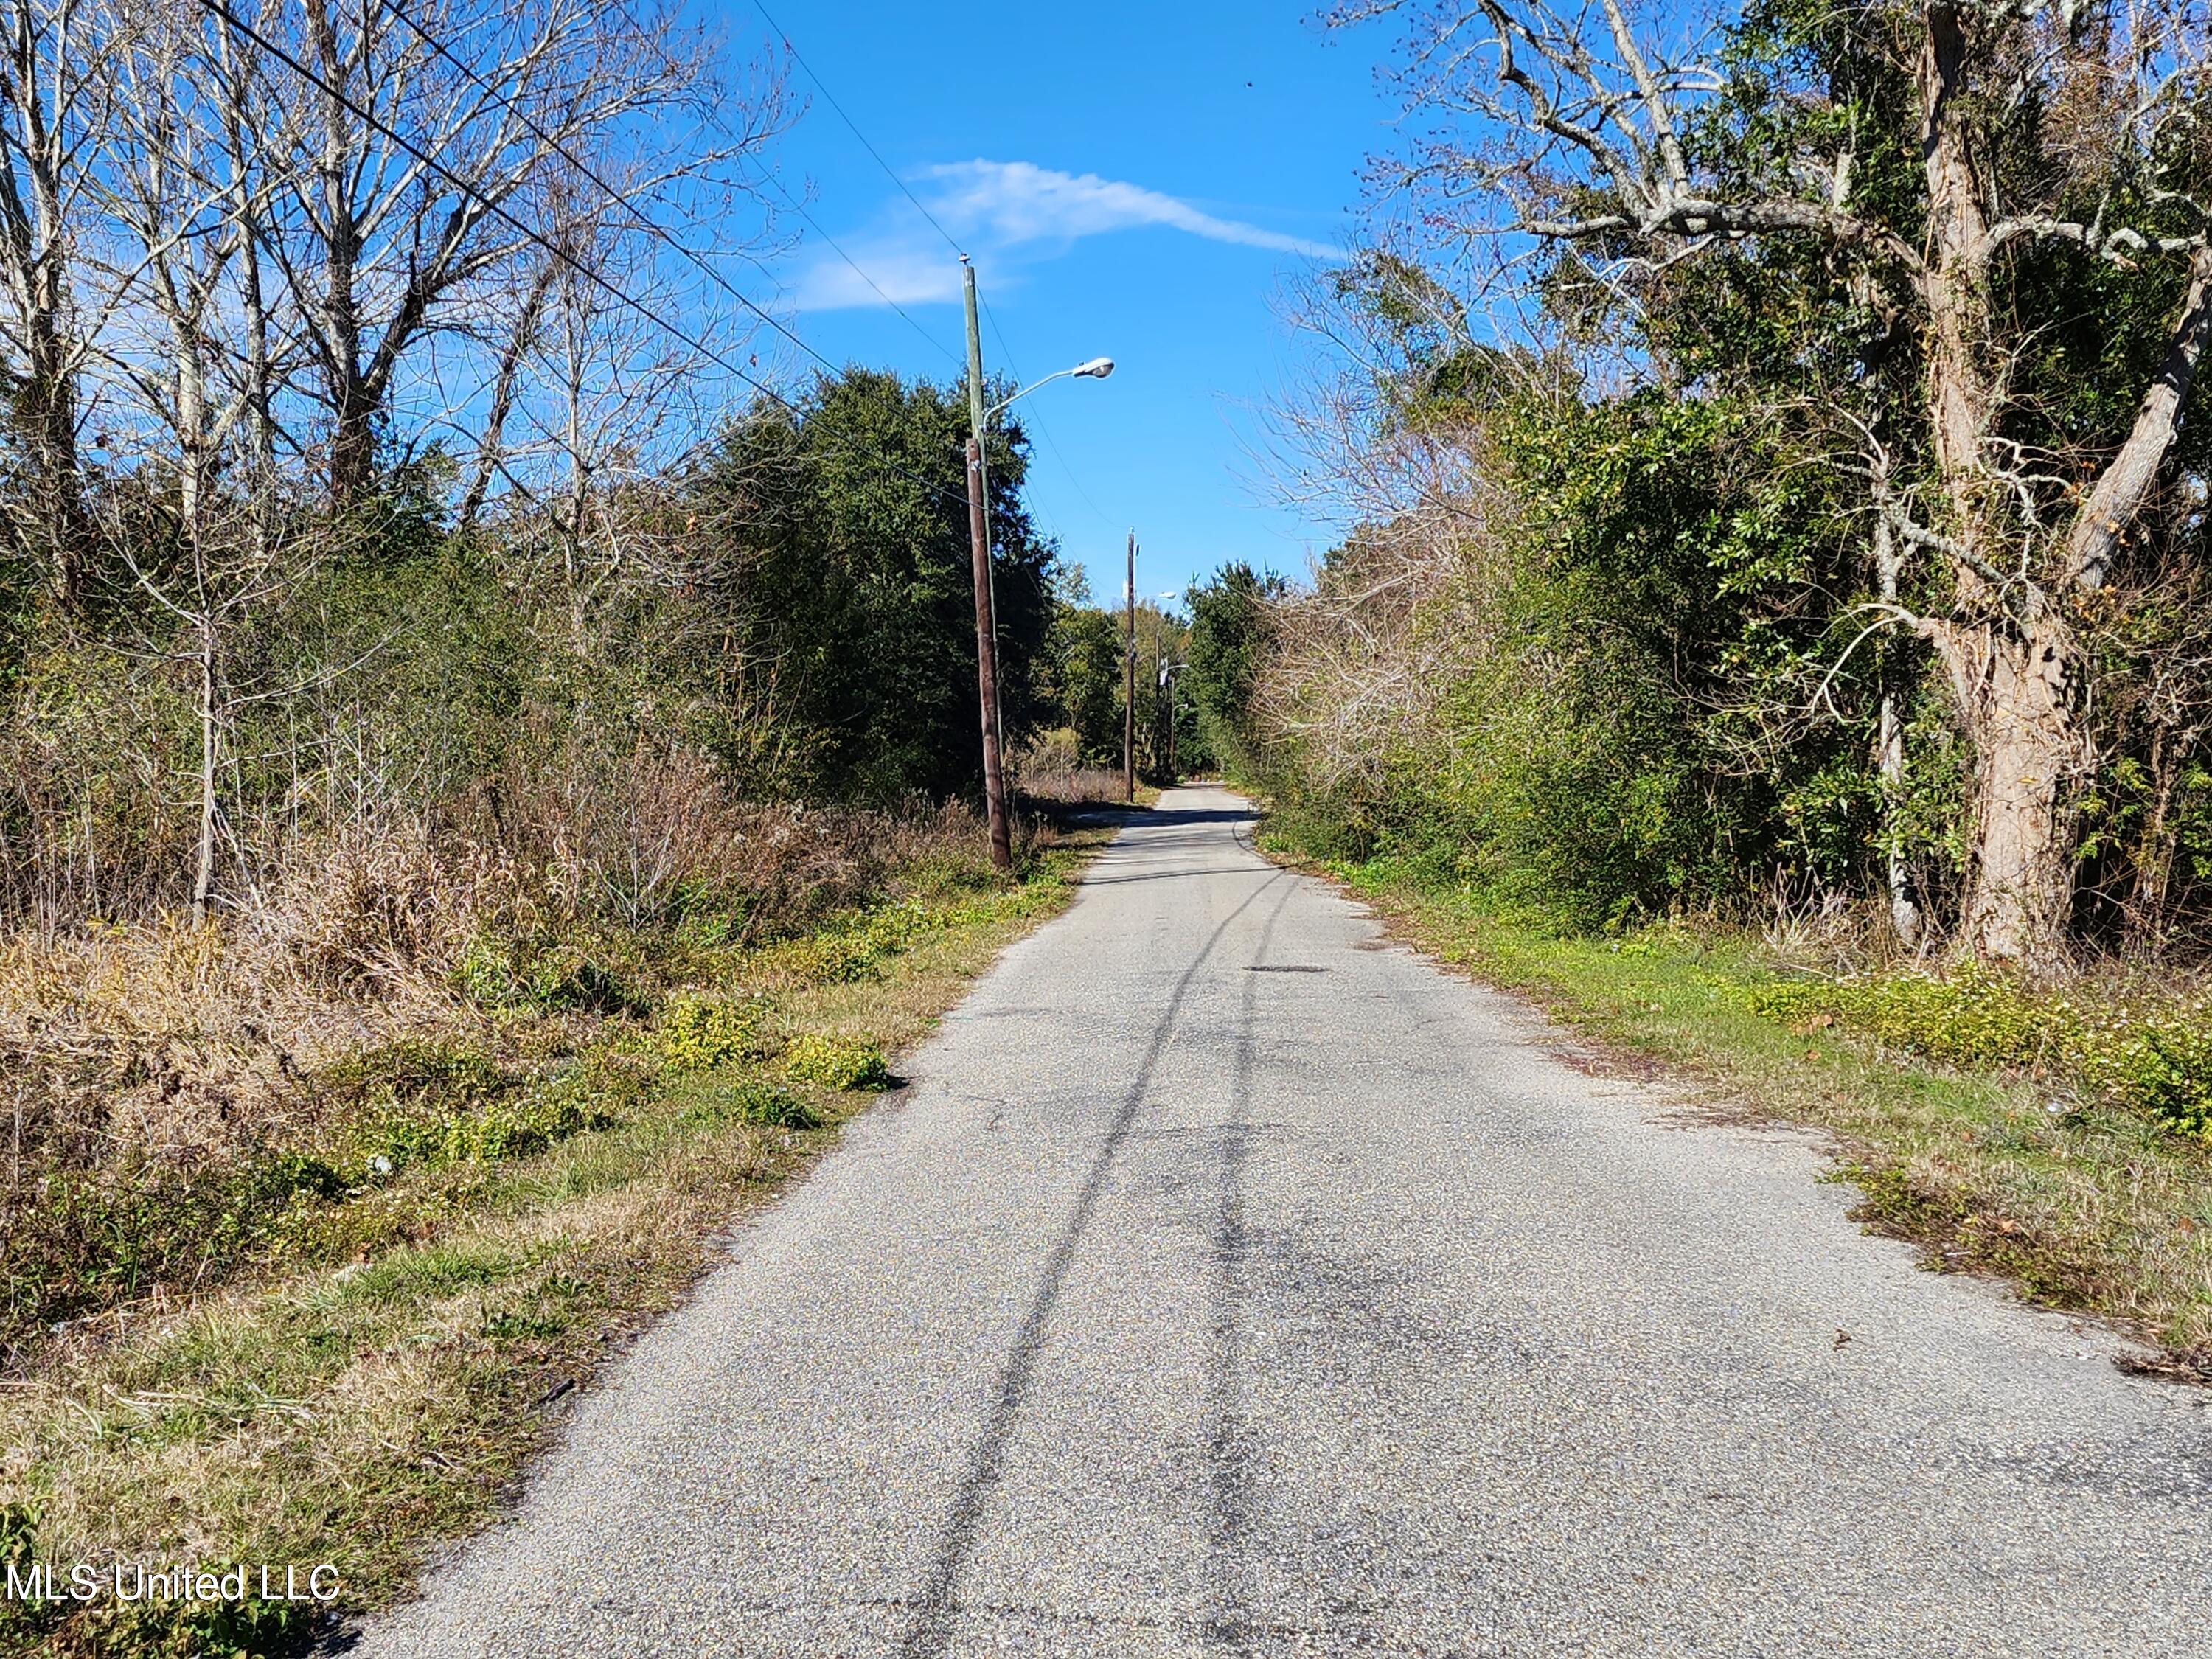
1123 531 1136 802
967 437 1011 871
1164 664 1178 780
961 260 1009 871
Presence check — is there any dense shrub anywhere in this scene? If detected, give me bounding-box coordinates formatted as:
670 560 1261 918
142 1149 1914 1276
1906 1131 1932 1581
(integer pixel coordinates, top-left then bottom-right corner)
686 370 1057 802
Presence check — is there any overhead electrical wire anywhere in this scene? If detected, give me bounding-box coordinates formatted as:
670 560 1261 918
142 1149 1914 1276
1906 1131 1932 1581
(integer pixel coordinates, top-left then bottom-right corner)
379 1 866 388
546 0 967 369
739 1 1122 548
748 0 967 260
754 168 966 368
981 294 1116 535
717 0 1124 546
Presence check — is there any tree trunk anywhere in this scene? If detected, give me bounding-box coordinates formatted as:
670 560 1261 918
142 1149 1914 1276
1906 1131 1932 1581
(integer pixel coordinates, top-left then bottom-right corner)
1916 4 1994 498
14 293 83 601
460 257 557 529
305 0 370 509
2125 726 2182 958
1912 3 2084 974
0 2 88 605
1871 512 1921 949
1927 614 2081 977
192 617 219 925
1877 688 1921 949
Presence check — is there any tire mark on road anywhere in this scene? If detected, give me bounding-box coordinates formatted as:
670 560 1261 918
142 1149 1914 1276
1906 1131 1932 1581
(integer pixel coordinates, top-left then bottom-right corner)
899 848 1291 1658
1204 876 1300 1652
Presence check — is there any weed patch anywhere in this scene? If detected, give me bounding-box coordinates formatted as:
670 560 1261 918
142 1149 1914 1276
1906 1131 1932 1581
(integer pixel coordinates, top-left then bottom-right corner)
650 992 771 1071
1748 971 2212 1138
780 1033 891 1091
681 1079 818 1130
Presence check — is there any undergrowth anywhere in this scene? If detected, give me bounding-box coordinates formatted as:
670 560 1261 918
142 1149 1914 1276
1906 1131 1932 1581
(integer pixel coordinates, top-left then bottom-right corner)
0 793 1066 1361
0 821 1106 1659
1746 971 2212 1138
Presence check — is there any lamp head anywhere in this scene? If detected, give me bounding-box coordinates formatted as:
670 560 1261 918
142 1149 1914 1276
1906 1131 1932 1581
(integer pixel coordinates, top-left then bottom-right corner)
1071 357 1115 379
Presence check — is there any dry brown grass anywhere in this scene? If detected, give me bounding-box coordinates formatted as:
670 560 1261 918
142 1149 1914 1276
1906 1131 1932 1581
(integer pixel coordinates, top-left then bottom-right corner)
1017 765 1131 805
0 751 1019 1366
1012 731 1133 806
0 824 1110 1658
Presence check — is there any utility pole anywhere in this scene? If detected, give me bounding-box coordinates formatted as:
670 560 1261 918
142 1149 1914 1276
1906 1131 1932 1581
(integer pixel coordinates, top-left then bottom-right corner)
1162 661 1180 780
961 259 1010 871
1123 531 1136 802
967 437 1011 871
961 260 1005 760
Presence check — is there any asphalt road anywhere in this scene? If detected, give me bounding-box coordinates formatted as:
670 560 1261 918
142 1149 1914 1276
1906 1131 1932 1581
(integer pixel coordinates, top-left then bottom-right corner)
359 786 2212 1657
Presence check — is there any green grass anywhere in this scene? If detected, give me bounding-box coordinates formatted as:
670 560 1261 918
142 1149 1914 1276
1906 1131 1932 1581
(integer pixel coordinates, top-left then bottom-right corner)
0 835 1108 1659
1273 841 2212 1377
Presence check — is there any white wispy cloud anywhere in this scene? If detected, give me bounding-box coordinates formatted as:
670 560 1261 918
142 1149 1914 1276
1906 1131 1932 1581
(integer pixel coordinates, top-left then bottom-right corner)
922 160 1338 259
793 159 1338 312
796 246 967 310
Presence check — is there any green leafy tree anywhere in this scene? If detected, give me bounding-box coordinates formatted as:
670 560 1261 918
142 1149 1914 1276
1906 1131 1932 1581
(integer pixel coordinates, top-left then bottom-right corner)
1044 589 1124 765
686 368 1057 802
1186 562 1287 776
1331 0 2212 970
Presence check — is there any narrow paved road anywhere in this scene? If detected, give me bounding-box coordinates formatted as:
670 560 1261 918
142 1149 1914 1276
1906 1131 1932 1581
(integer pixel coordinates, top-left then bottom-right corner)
362 787 2212 1657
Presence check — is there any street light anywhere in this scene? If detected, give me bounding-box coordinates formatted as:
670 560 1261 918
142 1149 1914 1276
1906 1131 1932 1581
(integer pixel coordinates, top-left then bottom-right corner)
960 257 1114 872
986 358 1115 420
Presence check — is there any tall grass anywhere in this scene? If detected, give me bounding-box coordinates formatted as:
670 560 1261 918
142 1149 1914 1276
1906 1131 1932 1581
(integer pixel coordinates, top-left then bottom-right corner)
0 742 1018 1365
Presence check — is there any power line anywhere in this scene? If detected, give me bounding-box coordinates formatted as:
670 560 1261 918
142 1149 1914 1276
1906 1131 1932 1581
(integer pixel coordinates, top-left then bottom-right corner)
754 167 964 366
737 0 1104 547
748 0 967 259
577 0 961 366
735 3 1112 565
377 1 860 388
187 0 969 512
733 0 1099 539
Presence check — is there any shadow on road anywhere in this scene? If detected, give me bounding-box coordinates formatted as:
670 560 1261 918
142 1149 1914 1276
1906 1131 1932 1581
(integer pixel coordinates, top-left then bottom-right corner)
1023 800 1257 832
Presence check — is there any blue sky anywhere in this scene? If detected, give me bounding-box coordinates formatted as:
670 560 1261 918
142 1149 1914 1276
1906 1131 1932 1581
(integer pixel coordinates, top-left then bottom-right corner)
720 1 1391 607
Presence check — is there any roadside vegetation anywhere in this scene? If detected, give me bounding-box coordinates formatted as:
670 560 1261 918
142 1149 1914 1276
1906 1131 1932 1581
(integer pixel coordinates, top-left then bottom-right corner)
0 823 1105 1658
1169 1 2212 1373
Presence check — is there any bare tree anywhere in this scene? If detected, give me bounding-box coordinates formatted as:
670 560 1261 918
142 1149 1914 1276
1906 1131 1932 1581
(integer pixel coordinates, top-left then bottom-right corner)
83 0 304 918
1334 0 2212 974
240 0 723 509
0 0 111 603
0 0 789 915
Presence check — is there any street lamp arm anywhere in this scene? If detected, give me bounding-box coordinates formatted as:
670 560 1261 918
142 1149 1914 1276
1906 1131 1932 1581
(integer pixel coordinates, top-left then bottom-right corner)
984 357 1115 422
